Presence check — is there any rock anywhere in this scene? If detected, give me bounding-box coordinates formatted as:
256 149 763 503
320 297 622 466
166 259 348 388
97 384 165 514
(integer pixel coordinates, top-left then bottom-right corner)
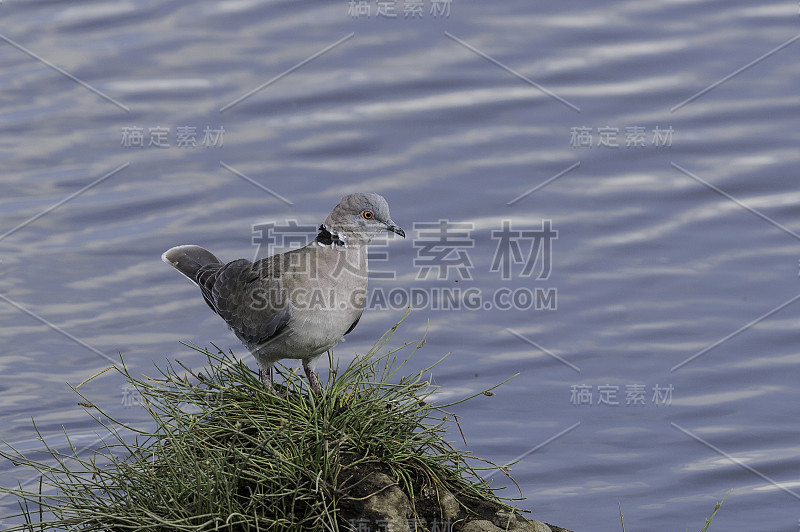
361 472 412 532
420 484 461 522
337 460 572 532
523 520 554 532
462 519 504 532
543 524 573 532
461 515 553 532
492 509 516 528
342 470 412 532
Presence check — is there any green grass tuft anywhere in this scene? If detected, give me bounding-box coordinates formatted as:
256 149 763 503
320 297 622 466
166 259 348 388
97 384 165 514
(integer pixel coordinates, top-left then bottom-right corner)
0 314 517 531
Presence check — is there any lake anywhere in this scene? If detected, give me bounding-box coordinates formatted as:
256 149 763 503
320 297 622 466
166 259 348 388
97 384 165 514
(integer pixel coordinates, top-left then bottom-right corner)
1 0 800 529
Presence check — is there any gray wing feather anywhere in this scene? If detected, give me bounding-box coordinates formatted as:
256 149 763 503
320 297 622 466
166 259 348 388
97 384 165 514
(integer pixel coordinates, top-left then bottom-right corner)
195 262 223 312
199 257 291 345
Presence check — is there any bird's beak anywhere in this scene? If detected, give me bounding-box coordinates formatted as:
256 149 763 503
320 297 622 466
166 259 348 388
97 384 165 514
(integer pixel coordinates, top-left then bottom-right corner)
385 220 405 238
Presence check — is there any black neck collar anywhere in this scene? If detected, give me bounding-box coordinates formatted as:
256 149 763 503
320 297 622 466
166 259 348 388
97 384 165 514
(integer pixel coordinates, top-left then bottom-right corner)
314 224 347 247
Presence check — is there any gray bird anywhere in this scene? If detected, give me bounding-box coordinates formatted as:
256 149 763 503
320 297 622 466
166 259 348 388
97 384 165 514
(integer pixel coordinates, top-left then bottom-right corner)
162 193 405 394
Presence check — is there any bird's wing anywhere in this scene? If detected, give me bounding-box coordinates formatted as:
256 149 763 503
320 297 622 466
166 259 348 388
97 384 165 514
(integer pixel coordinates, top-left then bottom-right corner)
195 262 223 313
198 257 291 345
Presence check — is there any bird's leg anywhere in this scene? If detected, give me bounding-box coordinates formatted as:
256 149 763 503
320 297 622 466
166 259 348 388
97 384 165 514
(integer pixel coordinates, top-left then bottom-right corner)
260 366 285 398
302 361 322 394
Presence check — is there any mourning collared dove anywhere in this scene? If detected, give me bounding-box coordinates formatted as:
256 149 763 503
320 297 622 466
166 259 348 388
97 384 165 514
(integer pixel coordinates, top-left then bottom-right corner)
162 193 405 393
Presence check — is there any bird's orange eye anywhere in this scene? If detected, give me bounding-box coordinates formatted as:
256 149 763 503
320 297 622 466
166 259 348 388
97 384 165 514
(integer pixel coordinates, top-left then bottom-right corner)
361 210 374 220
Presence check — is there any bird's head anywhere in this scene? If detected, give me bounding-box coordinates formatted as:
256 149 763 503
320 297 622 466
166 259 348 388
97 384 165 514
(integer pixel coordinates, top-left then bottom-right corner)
322 193 405 245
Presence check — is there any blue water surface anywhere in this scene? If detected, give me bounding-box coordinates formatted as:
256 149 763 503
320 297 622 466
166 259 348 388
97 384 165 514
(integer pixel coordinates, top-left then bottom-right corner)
1 1 800 529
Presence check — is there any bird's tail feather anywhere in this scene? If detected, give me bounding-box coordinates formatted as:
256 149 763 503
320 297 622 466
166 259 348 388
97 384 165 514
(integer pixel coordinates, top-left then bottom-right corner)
162 245 221 282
